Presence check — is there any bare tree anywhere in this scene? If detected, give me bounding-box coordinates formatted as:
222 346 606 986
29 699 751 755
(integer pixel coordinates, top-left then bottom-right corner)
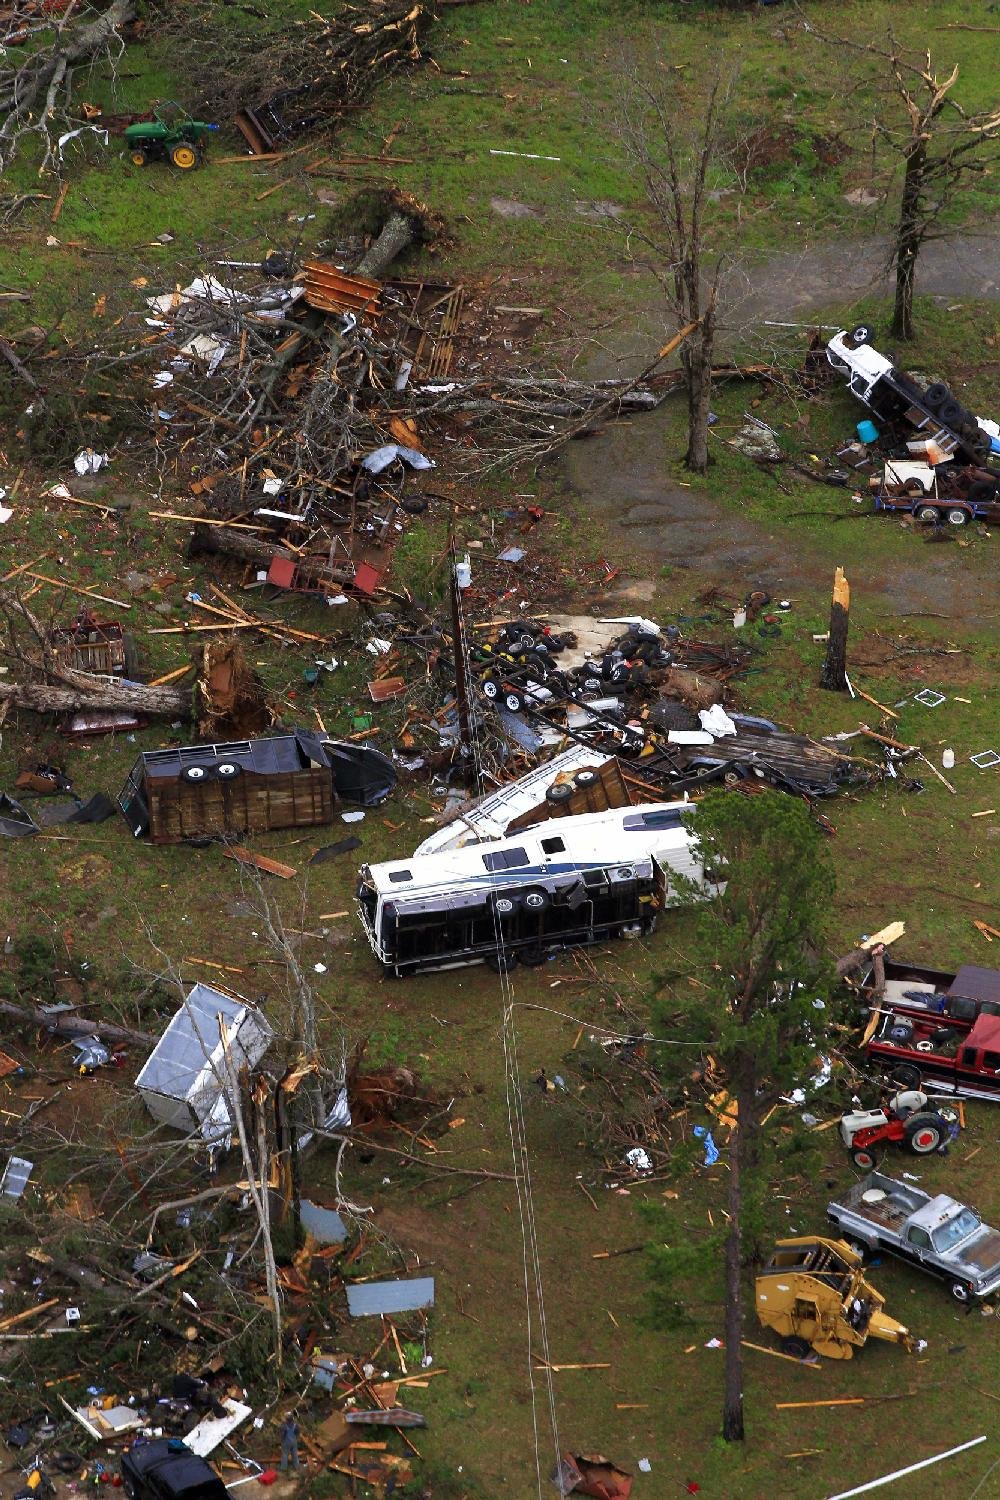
617 60 745 473
807 23 1000 342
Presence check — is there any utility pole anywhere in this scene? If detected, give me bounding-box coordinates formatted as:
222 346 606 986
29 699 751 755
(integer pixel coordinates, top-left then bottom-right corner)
449 523 476 785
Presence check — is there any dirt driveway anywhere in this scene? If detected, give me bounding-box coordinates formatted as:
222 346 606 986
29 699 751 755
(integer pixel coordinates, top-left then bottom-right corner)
564 230 1000 624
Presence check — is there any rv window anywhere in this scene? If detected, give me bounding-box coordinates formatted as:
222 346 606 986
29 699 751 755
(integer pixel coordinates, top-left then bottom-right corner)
388 870 413 883
483 847 529 872
623 808 684 831
541 836 565 854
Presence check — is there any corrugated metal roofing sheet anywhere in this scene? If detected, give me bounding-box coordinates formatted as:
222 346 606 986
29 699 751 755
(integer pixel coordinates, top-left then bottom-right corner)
346 1277 435 1317
134 984 262 1101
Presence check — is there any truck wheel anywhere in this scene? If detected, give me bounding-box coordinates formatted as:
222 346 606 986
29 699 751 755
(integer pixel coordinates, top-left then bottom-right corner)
916 505 941 524
181 765 209 783
492 893 520 919
504 690 525 713
904 1112 948 1154
946 507 969 527
939 399 963 425
170 143 200 170
850 325 873 347
481 677 500 700
781 1336 812 1359
950 1281 972 1304
522 886 550 913
851 1146 880 1170
923 383 949 410
888 1021 914 1044
891 1064 922 1089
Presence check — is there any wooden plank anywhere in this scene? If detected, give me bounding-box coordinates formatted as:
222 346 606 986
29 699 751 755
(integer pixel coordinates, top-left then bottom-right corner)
223 846 298 880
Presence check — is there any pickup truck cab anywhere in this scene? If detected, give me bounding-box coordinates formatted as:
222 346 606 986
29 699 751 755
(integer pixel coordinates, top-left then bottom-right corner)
828 1172 1000 1303
867 960 1000 1029
866 1009 1000 1102
120 1440 229 1500
826 327 995 465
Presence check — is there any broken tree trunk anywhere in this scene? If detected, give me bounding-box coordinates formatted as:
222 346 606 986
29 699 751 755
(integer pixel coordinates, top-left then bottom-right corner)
0 998 154 1048
819 567 850 692
0 675 190 718
188 523 353 582
354 212 416 280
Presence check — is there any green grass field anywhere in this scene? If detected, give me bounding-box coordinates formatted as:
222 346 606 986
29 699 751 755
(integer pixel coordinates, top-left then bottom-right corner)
1 0 1000 1495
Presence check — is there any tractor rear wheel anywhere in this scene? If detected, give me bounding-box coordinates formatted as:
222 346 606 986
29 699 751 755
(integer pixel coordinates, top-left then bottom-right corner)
904 1112 948 1155
171 143 200 170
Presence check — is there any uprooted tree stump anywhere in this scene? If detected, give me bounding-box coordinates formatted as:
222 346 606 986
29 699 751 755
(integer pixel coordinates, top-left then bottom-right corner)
351 188 447 281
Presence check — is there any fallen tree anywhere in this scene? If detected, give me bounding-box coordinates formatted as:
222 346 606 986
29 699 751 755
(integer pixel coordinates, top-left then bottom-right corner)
0 0 138 169
0 675 190 717
0 997 154 1048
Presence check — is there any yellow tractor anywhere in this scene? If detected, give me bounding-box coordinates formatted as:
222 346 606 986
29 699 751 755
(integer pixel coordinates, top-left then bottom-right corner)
755 1236 918 1359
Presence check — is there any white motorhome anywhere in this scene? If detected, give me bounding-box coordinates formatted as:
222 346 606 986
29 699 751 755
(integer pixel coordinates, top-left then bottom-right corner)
357 802 709 976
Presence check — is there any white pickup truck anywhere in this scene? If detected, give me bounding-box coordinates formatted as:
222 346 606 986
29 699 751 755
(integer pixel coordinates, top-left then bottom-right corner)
828 1172 1000 1304
826 326 997 466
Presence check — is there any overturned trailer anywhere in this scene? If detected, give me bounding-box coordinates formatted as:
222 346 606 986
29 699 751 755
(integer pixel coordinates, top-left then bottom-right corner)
118 731 395 844
358 802 709 976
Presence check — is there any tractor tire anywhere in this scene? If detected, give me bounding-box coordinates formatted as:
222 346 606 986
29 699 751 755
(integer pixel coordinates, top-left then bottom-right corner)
504 690 525 713
170 143 200 170
851 1146 881 1171
130 150 148 168
903 1112 948 1155
781 1336 812 1359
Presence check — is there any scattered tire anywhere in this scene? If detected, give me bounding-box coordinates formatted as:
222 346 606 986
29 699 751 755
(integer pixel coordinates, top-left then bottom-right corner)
939 399 963 425
400 495 428 515
922 382 949 410
580 675 603 694
904 1112 948 1155
891 1064 922 1090
888 1021 914 1044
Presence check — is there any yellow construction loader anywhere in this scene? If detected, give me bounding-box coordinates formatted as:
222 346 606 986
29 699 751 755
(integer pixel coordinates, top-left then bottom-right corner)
755 1236 918 1359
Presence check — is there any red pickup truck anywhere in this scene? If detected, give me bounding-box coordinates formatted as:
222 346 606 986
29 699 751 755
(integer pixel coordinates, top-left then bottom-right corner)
867 1009 1000 1103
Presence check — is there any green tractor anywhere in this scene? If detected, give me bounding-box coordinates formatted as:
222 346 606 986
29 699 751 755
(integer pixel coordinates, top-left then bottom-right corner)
125 102 218 171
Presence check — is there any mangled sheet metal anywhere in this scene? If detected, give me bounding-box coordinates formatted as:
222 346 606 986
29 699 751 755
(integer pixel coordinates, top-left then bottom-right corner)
184 1399 253 1457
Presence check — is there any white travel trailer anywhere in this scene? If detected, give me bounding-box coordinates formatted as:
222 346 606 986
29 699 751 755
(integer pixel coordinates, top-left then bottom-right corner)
358 802 709 976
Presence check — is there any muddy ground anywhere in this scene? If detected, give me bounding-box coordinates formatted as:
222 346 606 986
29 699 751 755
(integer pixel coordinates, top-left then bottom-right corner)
564 231 1000 624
